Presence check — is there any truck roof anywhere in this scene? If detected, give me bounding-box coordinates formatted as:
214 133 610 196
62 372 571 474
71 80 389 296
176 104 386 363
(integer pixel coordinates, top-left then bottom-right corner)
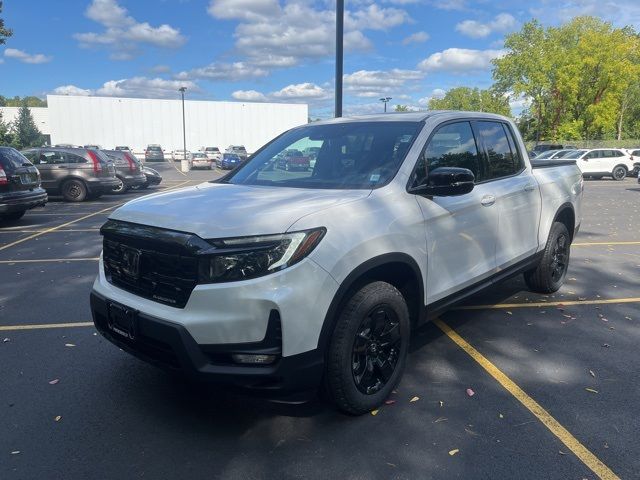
312 111 511 125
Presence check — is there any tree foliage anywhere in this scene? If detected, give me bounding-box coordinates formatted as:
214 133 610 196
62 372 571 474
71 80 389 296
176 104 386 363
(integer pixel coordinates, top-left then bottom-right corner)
0 1 12 45
10 103 43 149
394 105 410 112
0 95 47 107
493 17 640 141
428 87 511 116
0 111 11 145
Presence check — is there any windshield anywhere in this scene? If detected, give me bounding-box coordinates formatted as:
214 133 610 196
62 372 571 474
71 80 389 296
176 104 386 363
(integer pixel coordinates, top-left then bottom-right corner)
226 121 422 190
564 149 587 159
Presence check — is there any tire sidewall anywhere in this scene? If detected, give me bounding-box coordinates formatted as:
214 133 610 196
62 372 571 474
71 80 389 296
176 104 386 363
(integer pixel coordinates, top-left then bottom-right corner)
327 282 410 414
612 166 626 181
62 179 87 202
545 222 570 291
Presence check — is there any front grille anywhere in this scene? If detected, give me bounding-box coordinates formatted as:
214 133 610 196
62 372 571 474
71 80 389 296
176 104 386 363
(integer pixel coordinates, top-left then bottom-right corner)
102 220 210 308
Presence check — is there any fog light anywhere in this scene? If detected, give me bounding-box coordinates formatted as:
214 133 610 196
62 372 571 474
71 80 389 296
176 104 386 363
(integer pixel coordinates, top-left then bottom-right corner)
232 354 277 365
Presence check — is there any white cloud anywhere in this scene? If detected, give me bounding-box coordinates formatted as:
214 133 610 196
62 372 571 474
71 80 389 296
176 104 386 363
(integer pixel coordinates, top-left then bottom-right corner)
344 69 424 97
52 85 92 96
205 0 409 72
176 62 268 81
402 31 430 45
4 48 52 64
232 90 269 102
455 13 516 39
150 64 171 73
418 48 506 73
431 0 466 11
418 88 446 106
51 77 199 99
74 0 186 59
532 0 640 25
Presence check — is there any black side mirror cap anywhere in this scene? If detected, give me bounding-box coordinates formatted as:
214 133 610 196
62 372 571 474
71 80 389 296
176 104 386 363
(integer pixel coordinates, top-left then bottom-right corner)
409 167 475 197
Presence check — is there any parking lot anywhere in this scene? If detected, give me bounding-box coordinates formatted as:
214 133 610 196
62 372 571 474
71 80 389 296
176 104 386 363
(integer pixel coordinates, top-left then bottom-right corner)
1 167 639 480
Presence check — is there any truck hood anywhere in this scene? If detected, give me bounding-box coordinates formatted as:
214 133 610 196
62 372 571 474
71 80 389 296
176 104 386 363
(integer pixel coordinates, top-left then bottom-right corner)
109 182 370 239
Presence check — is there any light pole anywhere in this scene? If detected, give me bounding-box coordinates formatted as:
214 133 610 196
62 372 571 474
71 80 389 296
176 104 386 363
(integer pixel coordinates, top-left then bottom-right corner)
179 86 188 172
335 0 344 118
380 97 392 113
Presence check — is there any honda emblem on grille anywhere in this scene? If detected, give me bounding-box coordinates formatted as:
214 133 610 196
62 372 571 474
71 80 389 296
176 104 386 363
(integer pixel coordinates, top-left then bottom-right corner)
121 247 141 278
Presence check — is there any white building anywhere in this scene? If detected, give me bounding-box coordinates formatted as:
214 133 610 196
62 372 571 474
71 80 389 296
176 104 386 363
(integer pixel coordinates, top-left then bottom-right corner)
0 106 50 135
2 95 308 153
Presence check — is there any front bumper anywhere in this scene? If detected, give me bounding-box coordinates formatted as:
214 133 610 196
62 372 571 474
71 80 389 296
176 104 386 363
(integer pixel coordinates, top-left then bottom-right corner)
0 188 48 213
91 290 325 394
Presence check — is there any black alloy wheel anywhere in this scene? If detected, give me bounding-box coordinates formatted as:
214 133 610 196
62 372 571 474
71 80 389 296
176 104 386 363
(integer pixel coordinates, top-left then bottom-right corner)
550 232 569 283
351 306 402 395
612 165 627 181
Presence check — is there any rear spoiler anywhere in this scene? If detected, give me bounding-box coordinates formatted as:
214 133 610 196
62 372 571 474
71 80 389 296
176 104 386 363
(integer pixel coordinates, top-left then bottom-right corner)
531 159 577 168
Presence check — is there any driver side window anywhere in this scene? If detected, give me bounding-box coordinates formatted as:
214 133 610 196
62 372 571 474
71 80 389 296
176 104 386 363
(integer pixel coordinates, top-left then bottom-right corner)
412 121 481 187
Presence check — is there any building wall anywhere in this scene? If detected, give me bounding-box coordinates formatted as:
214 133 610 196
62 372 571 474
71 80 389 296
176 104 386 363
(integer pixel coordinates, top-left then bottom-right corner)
46 95 308 153
0 107 50 135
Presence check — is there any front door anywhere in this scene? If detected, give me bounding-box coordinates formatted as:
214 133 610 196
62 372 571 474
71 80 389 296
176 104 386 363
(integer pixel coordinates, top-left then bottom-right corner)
410 121 499 304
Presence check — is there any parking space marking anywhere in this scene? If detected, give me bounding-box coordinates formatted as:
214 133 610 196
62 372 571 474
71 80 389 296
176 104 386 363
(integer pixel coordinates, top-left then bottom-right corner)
0 257 99 264
456 297 640 310
0 180 190 252
573 241 640 246
0 322 94 331
0 229 100 234
433 318 620 480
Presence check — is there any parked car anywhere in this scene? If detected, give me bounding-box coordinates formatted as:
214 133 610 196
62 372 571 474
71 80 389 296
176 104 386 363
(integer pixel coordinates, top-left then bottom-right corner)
628 149 640 176
0 147 47 222
201 147 222 162
136 166 162 189
190 152 213 170
20 147 119 202
102 150 146 193
144 145 165 162
84 144 102 150
562 148 635 180
219 153 242 170
91 111 583 414
276 149 310 171
531 143 564 156
533 149 576 160
172 149 191 161
55 143 78 148
303 146 321 169
226 145 248 160
114 146 131 152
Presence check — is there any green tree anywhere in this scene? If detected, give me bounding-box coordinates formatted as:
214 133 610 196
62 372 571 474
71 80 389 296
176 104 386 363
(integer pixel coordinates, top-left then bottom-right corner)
493 17 640 141
428 87 511 116
0 1 12 45
1 96 47 107
394 105 410 112
10 103 43 149
0 111 11 145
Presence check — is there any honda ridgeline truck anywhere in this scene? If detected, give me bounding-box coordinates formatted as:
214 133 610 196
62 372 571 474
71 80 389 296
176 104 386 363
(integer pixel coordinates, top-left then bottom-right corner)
91 112 583 414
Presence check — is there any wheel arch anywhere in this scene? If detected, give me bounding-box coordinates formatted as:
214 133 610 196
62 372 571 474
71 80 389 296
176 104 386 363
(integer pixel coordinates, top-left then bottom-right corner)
552 202 576 242
317 253 425 353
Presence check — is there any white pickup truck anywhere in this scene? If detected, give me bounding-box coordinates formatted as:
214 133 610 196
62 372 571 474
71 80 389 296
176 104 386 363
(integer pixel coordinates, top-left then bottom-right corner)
91 112 583 414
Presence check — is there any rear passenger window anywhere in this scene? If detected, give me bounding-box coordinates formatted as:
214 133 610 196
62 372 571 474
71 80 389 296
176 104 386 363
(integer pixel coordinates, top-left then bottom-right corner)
476 121 522 181
66 153 87 164
39 151 66 165
412 122 482 187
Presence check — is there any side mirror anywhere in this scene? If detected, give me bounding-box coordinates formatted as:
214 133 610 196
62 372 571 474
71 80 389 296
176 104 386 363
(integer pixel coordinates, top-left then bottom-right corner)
409 167 475 197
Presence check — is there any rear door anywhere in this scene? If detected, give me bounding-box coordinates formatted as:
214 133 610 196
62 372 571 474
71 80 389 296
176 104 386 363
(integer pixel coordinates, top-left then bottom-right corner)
474 121 541 268
580 150 601 173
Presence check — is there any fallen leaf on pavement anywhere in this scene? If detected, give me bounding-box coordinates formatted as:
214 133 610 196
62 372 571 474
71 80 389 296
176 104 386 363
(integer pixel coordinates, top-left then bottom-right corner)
370 409 379 416
2 338 9 343
11 451 20 455
499 413 504 418
585 388 599 394
506 311 512 315
589 370 595 378
466 388 475 397
559 450 566 455
48 379 59 385
410 396 420 402
602 344 610 348
448 449 459 456
384 399 396 405
434 417 448 423
439 400 444 407
54 416 62 422
64 344 76 348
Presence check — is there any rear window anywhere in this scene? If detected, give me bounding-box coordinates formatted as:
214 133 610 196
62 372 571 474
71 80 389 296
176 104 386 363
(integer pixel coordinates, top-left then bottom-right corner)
0 147 32 169
147 146 162 151
564 150 587 159
205 147 219 152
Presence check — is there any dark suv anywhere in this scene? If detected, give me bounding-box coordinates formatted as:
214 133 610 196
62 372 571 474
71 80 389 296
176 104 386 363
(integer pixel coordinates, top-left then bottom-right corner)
145 145 165 162
0 147 47 222
102 150 146 193
21 147 119 202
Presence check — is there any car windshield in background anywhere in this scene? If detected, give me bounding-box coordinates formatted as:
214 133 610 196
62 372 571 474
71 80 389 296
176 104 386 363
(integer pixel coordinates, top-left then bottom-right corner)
226 121 422 190
564 149 587 159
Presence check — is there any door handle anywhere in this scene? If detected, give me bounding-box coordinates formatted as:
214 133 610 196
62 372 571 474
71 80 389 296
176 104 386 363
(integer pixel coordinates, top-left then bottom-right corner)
524 183 535 192
481 195 495 207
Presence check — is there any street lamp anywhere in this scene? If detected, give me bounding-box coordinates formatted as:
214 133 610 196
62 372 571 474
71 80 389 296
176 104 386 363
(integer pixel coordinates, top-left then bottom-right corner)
179 86 187 170
335 0 344 118
380 97 392 113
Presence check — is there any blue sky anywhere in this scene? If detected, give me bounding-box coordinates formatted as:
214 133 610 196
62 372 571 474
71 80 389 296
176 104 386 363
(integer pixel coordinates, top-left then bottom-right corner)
2 0 639 117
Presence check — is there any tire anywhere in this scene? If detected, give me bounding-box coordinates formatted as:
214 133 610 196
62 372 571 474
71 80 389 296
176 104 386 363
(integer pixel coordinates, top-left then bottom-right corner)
61 179 88 202
112 177 128 194
612 165 627 181
524 221 571 294
1 211 26 222
324 281 410 415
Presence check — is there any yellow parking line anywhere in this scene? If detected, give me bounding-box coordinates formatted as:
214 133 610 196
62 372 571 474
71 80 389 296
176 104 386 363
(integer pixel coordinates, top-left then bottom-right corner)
0 180 190 252
456 297 640 310
573 241 640 246
0 257 99 264
433 318 620 480
0 322 94 331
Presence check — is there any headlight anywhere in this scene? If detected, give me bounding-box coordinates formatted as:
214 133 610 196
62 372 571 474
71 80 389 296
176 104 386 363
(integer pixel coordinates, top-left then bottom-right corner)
198 228 326 283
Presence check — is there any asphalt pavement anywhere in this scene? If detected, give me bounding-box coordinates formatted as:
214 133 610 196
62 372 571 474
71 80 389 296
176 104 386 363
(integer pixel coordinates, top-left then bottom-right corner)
1 167 638 480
